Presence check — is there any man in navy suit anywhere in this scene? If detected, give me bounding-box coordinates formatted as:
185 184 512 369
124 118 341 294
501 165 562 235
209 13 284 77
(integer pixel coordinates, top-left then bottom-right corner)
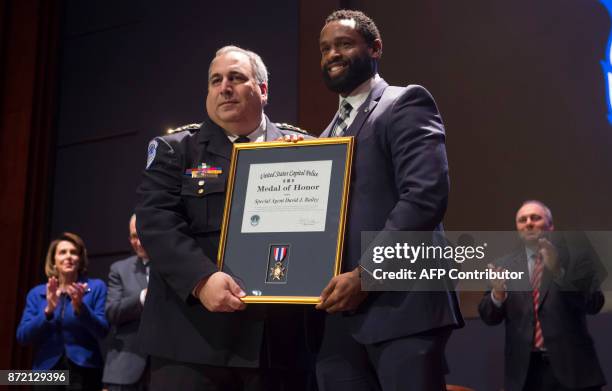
314 9 463 391
103 214 149 390
479 200 606 391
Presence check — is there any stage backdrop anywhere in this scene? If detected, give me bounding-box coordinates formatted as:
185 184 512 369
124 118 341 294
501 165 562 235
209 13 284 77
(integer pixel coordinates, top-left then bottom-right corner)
51 0 301 277
46 1 612 390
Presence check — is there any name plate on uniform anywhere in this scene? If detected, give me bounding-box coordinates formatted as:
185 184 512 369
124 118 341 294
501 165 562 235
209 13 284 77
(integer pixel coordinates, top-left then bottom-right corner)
218 137 354 304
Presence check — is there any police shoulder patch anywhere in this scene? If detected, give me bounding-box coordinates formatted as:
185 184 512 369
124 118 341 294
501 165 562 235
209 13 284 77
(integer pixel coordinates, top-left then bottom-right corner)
274 122 310 135
146 139 158 170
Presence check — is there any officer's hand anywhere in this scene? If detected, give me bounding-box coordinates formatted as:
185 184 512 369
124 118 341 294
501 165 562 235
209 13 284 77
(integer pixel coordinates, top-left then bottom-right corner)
197 272 247 312
487 263 508 302
316 268 367 313
275 134 304 143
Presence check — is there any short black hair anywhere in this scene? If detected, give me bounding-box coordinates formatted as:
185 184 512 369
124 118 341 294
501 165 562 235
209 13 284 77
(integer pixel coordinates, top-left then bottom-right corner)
325 9 381 47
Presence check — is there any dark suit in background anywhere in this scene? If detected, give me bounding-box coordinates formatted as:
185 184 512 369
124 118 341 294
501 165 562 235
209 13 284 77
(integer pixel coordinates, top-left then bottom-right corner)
103 255 149 390
478 220 606 391
479 233 606 391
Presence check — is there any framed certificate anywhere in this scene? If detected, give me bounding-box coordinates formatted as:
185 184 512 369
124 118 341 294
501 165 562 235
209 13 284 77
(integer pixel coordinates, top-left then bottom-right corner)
217 137 354 304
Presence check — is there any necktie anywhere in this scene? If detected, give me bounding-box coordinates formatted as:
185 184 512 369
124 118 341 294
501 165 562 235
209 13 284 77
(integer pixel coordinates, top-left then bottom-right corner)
234 136 250 143
330 100 352 137
531 253 545 349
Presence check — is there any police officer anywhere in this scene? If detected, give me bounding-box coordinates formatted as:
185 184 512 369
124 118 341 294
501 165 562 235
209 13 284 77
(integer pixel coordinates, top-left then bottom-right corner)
136 45 311 391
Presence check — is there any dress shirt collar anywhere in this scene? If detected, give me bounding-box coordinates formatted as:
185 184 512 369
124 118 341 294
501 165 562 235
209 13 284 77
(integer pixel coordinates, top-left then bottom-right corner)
338 73 381 112
525 247 537 278
226 115 266 143
525 247 537 261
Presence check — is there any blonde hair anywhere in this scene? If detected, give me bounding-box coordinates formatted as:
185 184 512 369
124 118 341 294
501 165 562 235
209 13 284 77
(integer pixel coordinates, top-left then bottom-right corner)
44 232 88 278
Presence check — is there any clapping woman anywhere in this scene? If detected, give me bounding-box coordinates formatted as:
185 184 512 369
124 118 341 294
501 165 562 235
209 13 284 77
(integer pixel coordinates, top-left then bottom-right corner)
17 232 109 390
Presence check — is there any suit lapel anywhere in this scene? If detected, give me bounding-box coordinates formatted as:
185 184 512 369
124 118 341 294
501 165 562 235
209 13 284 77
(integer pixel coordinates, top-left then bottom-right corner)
198 118 232 160
538 265 553 307
343 79 388 138
134 258 148 289
506 250 531 292
509 248 551 310
321 112 339 138
320 79 389 139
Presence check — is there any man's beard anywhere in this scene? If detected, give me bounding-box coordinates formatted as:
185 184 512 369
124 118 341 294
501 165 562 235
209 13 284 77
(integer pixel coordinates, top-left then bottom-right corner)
322 54 375 94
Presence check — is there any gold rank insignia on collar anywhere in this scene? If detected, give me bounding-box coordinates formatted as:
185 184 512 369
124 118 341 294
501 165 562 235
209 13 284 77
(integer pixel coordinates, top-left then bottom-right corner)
166 123 201 134
274 122 310 135
185 163 222 179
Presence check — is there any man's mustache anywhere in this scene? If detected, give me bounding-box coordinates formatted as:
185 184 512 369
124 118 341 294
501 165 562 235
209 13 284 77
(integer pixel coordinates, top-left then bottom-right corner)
324 59 349 71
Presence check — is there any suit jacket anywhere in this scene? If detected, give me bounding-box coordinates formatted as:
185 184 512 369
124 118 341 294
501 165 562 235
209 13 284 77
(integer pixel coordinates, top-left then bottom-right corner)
102 255 148 385
136 116 313 368
321 79 463 344
16 278 109 369
478 236 606 391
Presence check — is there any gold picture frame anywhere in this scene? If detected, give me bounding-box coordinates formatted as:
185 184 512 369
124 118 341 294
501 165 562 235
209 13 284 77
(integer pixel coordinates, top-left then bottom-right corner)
217 137 354 304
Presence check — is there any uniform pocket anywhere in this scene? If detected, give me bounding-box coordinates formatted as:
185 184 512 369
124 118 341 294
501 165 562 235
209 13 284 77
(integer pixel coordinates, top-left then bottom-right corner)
180 177 226 233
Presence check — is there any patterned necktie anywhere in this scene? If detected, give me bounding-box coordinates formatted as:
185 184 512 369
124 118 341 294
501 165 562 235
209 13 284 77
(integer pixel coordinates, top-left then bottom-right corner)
234 136 250 143
531 253 545 349
330 100 353 137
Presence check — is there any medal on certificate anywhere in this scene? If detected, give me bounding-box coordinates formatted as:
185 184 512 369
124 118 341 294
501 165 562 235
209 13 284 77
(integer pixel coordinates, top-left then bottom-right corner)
266 245 289 283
